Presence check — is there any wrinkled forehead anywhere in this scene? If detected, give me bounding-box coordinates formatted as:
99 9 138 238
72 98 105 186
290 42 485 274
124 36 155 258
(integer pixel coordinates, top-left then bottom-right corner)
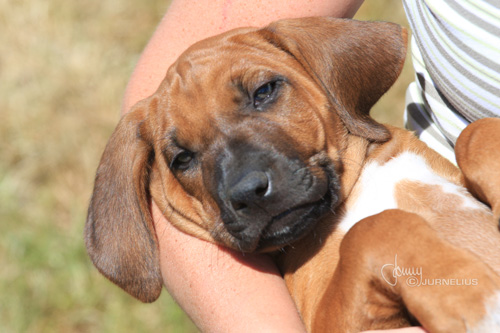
155 28 300 144
165 27 291 97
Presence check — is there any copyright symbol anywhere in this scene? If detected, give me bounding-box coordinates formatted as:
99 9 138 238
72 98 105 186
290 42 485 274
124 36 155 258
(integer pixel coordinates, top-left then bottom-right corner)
406 276 420 287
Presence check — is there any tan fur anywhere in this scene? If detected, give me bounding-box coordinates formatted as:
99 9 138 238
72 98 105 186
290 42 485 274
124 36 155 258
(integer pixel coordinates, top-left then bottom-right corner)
456 118 500 220
276 126 500 331
86 17 500 332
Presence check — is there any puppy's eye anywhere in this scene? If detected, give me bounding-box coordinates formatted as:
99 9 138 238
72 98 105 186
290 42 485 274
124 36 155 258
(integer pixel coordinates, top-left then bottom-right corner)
253 81 279 108
171 151 194 171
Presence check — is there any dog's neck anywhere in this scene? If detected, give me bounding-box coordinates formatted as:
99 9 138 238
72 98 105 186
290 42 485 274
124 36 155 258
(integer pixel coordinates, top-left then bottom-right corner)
337 134 374 202
339 126 464 198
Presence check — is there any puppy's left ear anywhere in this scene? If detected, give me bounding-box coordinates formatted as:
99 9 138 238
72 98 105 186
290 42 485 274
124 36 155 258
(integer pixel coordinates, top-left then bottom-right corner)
259 17 408 142
85 97 162 303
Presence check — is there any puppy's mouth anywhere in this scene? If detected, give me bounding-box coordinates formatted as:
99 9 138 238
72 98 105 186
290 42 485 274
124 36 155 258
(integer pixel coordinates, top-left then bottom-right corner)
255 189 334 252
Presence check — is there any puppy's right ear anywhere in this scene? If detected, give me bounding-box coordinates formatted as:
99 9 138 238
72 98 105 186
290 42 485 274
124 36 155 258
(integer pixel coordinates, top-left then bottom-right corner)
258 17 407 142
85 97 162 303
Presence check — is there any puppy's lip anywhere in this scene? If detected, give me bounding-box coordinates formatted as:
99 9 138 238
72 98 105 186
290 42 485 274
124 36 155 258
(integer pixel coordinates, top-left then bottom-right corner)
270 200 317 225
256 189 334 252
225 199 322 253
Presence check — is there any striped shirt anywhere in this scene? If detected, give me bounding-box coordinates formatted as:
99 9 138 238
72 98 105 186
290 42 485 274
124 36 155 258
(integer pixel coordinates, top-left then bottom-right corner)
403 0 500 164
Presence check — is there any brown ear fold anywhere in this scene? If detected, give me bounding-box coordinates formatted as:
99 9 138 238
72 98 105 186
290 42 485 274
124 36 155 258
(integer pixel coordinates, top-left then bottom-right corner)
85 98 162 303
260 17 408 142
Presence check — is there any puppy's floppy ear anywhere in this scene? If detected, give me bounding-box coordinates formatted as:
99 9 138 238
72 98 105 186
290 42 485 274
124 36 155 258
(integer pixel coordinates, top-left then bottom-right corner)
85 97 162 303
259 17 408 142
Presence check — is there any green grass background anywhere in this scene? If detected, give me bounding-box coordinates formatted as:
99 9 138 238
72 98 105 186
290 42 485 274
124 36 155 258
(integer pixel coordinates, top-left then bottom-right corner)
0 1 412 332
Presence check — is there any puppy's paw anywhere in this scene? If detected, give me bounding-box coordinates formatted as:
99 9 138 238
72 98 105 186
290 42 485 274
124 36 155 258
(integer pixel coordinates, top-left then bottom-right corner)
406 267 500 333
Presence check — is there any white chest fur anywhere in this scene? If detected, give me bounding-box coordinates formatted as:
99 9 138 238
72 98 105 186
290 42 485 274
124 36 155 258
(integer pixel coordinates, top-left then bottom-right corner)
338 151 480 233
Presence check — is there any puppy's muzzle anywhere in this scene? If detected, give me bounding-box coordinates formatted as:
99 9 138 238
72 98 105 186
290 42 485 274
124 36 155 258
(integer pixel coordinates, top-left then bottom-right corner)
216 148 337 252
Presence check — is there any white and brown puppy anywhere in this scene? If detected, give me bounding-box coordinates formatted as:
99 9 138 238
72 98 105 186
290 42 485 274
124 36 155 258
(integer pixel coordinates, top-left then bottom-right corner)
86 17 500 332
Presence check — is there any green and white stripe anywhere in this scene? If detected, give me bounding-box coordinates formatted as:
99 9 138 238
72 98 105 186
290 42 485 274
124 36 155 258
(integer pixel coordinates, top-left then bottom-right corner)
403 0 500 164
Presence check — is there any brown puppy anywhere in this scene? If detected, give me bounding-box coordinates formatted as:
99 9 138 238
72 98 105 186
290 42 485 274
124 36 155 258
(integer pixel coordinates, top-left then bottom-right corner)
86 17 500 332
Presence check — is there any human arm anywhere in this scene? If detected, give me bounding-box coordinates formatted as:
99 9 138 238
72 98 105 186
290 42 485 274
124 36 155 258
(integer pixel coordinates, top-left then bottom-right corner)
152 204 306 332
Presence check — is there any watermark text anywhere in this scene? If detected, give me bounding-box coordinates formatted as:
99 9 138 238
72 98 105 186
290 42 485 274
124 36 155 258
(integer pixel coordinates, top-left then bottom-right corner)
380 255 478 287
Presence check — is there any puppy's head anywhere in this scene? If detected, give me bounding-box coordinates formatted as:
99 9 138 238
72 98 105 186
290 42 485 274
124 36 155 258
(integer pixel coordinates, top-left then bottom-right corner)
85 17 407 302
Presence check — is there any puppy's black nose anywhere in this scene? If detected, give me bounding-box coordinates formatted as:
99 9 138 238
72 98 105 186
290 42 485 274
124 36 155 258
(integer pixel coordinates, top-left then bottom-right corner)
229 171 270 212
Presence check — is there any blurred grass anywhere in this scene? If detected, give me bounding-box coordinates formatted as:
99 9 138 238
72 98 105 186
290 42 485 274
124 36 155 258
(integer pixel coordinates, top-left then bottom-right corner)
0 0 412 332
0 0 196 332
